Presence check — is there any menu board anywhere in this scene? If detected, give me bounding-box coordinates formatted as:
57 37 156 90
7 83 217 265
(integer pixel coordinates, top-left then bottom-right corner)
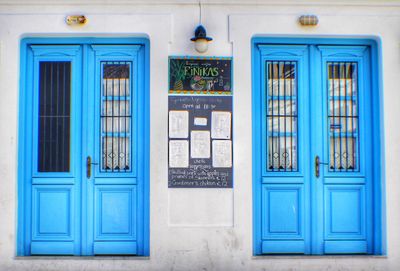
168 56 233 188
168 96 233 188
169 56 232 95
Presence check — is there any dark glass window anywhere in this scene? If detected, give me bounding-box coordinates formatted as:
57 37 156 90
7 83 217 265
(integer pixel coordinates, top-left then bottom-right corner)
38 62 71 172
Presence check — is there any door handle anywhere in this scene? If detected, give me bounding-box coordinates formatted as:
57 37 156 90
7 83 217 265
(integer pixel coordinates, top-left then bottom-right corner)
315 155 328 178
86 156 99 179
315 155 320 178
87 156 92 179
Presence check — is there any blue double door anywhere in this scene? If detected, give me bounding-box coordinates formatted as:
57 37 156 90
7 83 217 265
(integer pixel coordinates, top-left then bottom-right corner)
255 44 374 254
21 41 148 255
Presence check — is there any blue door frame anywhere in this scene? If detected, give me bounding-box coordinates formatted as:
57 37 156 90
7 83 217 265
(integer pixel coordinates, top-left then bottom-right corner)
252 37 385 255
17 37 150 256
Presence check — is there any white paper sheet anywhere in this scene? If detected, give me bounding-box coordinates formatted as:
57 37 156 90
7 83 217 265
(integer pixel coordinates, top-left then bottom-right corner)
190 131 211 158
194 117 207 126
211 111 231 139
212 140 232 168
169 140 189 168
169 110 189 138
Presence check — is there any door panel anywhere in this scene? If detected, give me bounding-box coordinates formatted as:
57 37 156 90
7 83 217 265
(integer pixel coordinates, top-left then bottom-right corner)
261 184 305 245
93 242 137 255
87 45 142 255
324 185 366 239
318 46 373 254
324 240 367 254
261 184 308 253
259 45 309 177
94 186 137 240
92 45 140 179
29 45 82 255
31 185 74 239
31 185 76 254
31 45 82 179
318 46 371 179
93 186 137 255
258 45 311 254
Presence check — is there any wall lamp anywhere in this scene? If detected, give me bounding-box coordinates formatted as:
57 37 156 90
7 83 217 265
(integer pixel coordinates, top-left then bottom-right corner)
191 25 213 53
66 15 87 26
191 1 212 53
299 15 319 26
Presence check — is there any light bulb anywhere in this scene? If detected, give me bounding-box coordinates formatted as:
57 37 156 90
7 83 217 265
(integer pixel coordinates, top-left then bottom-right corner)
194 39 209 53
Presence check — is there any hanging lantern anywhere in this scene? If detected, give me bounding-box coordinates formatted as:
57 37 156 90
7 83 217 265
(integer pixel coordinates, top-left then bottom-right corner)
191 25 212 53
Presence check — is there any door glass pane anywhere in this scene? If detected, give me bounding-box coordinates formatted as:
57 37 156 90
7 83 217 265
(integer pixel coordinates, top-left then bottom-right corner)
327 62 359 171
102 137 130 171
100 62 132 172
266 61 298 171
102 101 130 133
268 136 297 170
38 61 71 172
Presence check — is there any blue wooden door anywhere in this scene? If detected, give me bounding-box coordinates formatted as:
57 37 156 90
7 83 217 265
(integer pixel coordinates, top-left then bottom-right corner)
253 43 374 255
256 45 311 254
20 40 149 256
313 46 373 254
26 45 83 255
85 45 146 255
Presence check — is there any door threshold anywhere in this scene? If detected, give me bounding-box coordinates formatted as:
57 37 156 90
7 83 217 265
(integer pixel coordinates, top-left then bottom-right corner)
14 256 150 260
252 255 387 259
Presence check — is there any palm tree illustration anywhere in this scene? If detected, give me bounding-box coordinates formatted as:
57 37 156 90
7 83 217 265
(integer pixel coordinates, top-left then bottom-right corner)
171 60 186 90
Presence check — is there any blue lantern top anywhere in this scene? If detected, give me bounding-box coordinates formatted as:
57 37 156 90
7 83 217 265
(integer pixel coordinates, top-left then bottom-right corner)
191 25 213 41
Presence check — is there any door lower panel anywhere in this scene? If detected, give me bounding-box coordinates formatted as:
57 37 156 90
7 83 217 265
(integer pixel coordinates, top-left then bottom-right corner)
94 241 137 255
324 240 367 254
31 241 75 255
262 241 305 254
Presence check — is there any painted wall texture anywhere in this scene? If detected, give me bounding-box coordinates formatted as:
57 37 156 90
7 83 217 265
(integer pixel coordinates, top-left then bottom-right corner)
0 0 399 270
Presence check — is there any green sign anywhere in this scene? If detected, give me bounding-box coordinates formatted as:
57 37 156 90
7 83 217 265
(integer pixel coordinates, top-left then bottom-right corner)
169 56 232 95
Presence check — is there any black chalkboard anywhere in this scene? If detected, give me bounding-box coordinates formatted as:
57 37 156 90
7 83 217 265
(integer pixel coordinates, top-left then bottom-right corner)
169 57 232 94
168 95 233 188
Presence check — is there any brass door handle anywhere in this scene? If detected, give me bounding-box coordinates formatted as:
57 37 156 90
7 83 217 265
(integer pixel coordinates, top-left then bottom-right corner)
86 156 98 179
87 156 92 179
315 155 320 178
315 155 328 178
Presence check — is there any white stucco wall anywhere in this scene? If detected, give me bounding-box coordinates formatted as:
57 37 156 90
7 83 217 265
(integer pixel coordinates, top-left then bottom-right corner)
0 0 399 270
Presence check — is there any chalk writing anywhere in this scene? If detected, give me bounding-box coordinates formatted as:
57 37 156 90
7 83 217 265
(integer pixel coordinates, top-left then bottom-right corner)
169 57 232 94
168 95 233 188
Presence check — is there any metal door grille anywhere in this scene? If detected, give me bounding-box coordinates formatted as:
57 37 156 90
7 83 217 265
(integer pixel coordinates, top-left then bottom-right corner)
100 61 132 172
266 61 298 171
327 62 359 171
38 61 71 172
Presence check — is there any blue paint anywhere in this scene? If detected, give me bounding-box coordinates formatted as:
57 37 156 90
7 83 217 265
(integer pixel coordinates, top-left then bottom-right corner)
252 37 384 255
371 38 386 256
17 37 150 256
257 45 311 254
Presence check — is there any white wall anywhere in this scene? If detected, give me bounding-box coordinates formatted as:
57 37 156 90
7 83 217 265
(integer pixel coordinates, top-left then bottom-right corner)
0 0 399 270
